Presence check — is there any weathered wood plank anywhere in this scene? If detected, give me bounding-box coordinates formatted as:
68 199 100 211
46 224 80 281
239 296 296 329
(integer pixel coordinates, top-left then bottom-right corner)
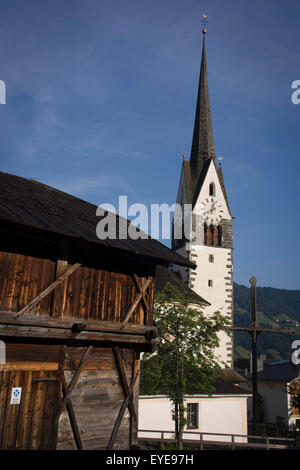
16 263 81 318
2 370 23 449
5 343 64 364
0 362 59 371
0 370 10 448
0 324 153 346
29 370 47 449
15 370 33 449
0 311 157 337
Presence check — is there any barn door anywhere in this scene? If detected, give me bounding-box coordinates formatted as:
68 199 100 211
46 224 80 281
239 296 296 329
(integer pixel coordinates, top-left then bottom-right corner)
0 367 61 449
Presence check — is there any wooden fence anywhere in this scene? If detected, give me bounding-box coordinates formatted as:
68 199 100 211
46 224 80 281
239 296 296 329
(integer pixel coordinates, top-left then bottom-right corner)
138 429 298 450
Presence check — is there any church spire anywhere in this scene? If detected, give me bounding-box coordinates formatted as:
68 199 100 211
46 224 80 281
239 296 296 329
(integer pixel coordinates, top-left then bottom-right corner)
190 29 215 170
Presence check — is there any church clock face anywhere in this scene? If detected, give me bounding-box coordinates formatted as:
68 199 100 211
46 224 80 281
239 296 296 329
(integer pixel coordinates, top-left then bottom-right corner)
200 198 223 224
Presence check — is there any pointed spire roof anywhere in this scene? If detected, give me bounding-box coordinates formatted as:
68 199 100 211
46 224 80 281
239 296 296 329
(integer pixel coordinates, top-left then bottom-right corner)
190 30 215 170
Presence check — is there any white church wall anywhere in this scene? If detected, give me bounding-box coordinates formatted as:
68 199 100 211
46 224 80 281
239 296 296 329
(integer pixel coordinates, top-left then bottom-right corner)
138 395 249 443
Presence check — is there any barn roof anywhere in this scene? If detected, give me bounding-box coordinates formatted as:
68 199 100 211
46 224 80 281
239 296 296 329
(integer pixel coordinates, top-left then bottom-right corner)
0 171 195 268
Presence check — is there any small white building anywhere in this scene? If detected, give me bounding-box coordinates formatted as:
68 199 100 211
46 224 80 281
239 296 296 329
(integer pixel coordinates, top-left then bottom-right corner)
138 370 251 444
236 357 300 432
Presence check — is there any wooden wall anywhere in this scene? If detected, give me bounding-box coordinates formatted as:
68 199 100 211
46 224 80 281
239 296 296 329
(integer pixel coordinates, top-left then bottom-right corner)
0 233 153 450
0 343 139 450
0 365 61 450
0 244 154 326
58 348 139 450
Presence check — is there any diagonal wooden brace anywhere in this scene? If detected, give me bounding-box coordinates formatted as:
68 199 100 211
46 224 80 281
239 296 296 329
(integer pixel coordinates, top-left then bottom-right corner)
121 278 151 327
106 369 139 450
16 263 81 317
58 366 83 450
113 347 137 423
55 346 93 423
132 273 149 312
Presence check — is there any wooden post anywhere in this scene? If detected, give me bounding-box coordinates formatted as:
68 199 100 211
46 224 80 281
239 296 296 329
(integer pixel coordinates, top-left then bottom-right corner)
226 276 295 438
200 433 204 450
107 370 139 450
160 431 164 450
59 366 83 450
112 347 137 423
250 276 258 437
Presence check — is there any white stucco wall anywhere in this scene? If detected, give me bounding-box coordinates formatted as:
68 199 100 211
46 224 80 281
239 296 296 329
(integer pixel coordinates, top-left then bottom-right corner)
138 395 249 443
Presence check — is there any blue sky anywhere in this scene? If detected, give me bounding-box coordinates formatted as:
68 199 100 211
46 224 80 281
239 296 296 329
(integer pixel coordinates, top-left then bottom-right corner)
0 0 299 289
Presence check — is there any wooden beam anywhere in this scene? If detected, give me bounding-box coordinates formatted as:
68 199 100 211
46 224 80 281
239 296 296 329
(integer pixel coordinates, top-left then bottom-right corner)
0 362 59 371
113 347 137 422
16 263 81 318
55 346 93 423
0 324 152 346
107 370 139 450
0 311 158 338
59 366 83 450
121 278 151 327
226 325 296 335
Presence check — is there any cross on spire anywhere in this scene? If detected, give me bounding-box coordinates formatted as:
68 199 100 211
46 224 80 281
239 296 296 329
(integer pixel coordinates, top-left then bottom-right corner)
201 13 208 33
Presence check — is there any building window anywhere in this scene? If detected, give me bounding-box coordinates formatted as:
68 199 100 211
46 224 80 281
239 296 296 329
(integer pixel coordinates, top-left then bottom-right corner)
209 182 215 197
209 254 214 263
187 403 199 429
208 280 213 287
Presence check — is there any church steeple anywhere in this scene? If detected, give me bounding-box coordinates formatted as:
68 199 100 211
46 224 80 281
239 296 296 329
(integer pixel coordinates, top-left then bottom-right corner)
190 30 215 170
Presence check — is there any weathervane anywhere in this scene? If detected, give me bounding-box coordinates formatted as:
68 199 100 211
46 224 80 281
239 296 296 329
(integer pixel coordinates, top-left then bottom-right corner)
182 150 187 160
201 13 208 34
217 156 223 167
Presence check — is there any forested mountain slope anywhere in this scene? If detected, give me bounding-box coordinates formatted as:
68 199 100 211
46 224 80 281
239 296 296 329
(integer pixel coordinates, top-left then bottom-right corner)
234 283 300 360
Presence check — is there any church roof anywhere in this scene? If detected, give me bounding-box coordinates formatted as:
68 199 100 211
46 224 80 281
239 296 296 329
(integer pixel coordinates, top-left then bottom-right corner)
190 32 215 170
0 171 195 268
154 264 210 306
183 31 231 214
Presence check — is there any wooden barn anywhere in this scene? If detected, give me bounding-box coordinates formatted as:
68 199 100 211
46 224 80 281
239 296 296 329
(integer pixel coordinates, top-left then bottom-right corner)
0 171 194 450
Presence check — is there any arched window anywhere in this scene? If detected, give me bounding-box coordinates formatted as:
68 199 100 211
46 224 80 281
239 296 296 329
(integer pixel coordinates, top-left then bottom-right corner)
209 182 215 197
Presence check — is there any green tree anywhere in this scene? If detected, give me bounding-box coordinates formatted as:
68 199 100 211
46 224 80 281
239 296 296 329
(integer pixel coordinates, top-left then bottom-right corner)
140 283 230 449
288 378 300 413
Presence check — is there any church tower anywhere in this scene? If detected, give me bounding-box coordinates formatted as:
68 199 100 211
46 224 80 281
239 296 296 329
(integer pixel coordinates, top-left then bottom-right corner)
171 28 234 367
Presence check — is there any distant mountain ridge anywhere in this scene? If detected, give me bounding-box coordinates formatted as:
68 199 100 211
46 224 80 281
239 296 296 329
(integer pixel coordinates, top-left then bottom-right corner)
233 283 300 360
